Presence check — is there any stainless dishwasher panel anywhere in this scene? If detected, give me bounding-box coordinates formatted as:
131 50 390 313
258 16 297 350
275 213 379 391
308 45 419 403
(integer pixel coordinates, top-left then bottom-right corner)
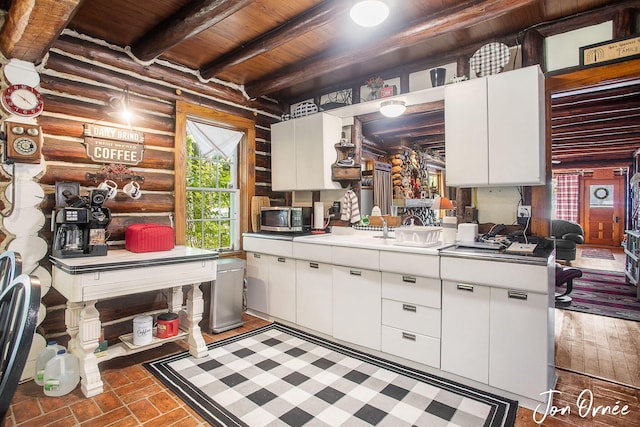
205 258 246 333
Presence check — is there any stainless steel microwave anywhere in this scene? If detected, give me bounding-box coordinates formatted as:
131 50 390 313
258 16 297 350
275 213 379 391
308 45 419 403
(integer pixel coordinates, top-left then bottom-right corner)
260 206 312 233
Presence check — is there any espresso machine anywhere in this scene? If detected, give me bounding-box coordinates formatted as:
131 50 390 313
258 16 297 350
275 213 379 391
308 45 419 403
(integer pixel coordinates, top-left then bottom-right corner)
52 182 111 258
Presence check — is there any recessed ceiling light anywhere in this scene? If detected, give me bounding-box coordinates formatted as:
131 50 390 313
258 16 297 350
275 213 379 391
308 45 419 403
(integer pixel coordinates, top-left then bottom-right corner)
350 1 389 28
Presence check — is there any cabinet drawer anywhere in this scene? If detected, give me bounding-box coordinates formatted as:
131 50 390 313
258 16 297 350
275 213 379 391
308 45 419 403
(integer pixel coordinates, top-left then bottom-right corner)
441 256 549 292
381 272 441 308
243 236 293 257
379 252 439 278
292 242 332 263
332 246 379 270
83 260 216 301
381 325 440 368
382 299 440 338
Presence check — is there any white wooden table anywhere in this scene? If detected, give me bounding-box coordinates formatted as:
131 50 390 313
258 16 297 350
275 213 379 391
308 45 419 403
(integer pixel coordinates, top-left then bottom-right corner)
51 246 217 397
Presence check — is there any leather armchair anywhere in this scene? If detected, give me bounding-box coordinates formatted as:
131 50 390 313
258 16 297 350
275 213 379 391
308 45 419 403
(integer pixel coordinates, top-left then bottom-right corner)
551 220 585 263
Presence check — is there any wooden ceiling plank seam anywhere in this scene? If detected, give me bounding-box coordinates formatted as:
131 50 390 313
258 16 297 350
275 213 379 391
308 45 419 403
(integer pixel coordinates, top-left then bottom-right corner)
200 0 349 79
551 100 640 117
244 0 540 97
551 89 640 108
131 0 256 62
551 108 640 125
550 112 640 129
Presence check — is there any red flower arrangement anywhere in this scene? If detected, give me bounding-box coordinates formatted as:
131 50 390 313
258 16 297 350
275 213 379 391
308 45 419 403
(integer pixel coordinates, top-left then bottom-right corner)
365 76 384 90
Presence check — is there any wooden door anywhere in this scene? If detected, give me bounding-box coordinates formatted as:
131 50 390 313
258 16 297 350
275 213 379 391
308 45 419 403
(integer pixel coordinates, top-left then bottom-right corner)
581 172 625 246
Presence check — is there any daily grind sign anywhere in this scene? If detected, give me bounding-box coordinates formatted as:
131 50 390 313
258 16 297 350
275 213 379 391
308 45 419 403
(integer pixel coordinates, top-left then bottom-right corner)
83 124 145 165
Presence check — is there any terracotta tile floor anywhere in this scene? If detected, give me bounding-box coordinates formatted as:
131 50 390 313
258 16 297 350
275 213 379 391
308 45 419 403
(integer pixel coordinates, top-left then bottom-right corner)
6 313 640 426
6 315 270 427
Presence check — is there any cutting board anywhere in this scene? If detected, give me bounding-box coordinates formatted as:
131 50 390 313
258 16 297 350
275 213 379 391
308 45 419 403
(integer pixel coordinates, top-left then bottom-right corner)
369 216 402 227
250 196 270 232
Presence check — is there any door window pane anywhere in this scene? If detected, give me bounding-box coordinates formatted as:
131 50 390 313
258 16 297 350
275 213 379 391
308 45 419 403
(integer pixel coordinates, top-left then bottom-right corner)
589 184 613 208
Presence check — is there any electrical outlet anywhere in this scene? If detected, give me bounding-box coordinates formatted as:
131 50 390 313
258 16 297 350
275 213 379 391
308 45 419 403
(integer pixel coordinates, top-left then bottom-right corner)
517 206 531 226
518 206 531 218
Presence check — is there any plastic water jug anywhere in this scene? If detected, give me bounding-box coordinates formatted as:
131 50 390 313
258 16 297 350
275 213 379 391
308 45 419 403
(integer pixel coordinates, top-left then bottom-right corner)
43 349 80 396
34 341 65 386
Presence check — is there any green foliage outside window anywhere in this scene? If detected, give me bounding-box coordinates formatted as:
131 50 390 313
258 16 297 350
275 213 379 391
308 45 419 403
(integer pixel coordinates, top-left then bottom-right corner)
185 133 237 250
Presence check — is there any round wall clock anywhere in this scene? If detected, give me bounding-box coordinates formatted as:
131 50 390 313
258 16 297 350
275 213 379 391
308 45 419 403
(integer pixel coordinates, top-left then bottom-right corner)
1 84 44 117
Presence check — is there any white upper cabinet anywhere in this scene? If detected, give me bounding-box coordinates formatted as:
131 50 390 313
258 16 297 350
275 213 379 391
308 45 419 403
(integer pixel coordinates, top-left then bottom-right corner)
271 113 343 191
445 65 545 187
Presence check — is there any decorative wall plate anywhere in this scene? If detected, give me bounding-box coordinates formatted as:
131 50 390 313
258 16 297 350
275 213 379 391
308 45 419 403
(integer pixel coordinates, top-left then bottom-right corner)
470 42 510 77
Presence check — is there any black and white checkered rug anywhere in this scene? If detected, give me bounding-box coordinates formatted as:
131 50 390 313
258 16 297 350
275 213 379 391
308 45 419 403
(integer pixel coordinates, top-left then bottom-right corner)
145 323 517 426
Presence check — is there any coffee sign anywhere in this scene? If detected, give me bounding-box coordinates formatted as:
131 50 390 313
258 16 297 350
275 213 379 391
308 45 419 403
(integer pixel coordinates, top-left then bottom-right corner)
84 124 145 165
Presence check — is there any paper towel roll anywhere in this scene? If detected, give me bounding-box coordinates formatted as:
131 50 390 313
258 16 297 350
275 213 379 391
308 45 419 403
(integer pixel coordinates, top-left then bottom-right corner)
314 202 325 229
442 216 457 243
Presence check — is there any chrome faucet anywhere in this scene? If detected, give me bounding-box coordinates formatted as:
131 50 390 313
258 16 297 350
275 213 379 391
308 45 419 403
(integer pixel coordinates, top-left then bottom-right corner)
381 217 389 239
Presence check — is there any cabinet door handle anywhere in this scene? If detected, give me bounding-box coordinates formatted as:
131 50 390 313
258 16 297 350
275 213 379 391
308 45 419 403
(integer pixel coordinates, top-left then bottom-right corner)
508 290 528 300
457 284 474 292
402 332 416 341
402 304 417 312
253 253 261 259
309 262 319 269
277 257 286 263
350 269 361 276
402 275 416 283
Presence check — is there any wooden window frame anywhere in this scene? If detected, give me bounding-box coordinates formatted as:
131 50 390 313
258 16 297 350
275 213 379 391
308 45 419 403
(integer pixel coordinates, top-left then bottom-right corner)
174 101 255 252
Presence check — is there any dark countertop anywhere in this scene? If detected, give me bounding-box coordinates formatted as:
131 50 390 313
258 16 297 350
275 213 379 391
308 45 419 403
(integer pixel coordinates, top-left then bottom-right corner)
440 244 554 266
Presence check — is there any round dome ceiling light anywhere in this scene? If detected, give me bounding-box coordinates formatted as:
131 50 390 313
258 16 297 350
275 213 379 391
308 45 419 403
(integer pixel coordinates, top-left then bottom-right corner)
379 100 406 118
350 1 390 28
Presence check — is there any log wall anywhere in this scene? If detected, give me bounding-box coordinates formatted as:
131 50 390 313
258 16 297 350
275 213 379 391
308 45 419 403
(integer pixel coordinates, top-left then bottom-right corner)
24 32 285 346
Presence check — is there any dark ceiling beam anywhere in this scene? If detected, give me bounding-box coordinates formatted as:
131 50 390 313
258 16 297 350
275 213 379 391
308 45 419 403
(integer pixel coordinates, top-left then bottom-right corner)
200 0 349 79
130 0 255 62
245 0 539 97
0 0 83 63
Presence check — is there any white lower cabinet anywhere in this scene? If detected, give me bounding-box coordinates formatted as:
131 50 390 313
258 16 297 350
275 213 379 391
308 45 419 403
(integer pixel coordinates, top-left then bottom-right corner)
381 272 441 368
441 281 490 383
245 252 296 323
246 252 269 314
489 287 549 400
268 256 296 322
332 266 381 351
296 260 332 336
441 280 551 401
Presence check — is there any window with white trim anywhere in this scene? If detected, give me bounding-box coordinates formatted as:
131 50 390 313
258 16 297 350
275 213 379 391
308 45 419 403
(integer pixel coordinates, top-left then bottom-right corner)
185 119 242 251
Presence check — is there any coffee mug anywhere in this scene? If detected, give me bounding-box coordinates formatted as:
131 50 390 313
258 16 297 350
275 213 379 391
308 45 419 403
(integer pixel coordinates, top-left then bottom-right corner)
97 179 117 199
123 181 141 199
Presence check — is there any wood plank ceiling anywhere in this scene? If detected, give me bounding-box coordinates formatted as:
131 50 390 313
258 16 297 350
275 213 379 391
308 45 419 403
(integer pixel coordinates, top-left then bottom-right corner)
0 0 637 167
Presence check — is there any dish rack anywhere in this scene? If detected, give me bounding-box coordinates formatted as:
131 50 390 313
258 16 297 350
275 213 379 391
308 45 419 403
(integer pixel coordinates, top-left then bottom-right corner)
394 226 442 246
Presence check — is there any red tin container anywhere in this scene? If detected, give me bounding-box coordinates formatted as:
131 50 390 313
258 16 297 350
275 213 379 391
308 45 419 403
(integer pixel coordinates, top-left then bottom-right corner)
156 312 179 338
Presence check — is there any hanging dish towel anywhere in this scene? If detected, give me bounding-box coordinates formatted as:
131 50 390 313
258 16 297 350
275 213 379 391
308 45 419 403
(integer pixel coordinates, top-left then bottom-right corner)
340 189 361 224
